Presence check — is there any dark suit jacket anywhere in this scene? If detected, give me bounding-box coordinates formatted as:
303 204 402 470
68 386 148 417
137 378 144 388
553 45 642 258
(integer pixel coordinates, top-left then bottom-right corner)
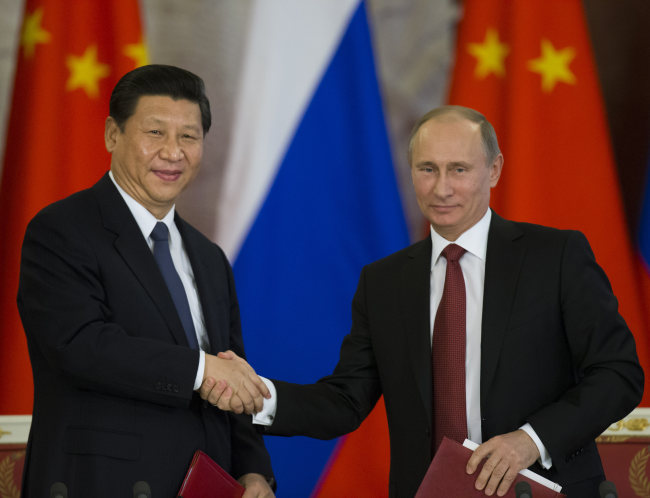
17 174 273 496
266 212 643 497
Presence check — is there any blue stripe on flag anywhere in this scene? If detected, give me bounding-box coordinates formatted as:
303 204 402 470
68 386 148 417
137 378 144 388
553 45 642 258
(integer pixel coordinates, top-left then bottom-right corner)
233 3 409 496
641 151 650 268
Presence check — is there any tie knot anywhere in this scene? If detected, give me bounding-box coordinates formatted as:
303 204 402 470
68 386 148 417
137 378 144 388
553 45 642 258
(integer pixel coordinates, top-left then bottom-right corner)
150 222 169 242
441 243 466 263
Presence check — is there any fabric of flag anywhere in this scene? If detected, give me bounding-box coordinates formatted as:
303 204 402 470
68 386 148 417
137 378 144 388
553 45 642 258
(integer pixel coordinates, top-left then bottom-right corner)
642 157 650 269
639 155 650 365
216 1 408 496
0 0 147 414
448 0 650 405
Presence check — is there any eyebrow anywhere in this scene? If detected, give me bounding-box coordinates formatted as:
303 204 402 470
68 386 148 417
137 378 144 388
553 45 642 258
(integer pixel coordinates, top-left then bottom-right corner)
448 161 472 168
143 117 201 133
414 160 473 168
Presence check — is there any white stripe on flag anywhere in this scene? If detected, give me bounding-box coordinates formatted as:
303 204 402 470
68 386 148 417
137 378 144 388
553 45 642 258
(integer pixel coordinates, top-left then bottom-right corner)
217 0 359 260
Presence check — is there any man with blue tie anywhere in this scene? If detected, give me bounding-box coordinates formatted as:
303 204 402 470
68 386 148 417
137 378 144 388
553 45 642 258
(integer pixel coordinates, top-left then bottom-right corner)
18 64 274 497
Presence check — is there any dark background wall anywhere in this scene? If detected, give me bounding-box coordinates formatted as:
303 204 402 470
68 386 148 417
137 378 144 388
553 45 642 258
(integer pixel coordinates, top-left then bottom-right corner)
585 0 650 235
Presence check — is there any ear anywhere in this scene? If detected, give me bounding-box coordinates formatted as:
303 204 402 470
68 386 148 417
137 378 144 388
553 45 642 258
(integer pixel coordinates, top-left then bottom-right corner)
104 116 120 153
489 153 504 188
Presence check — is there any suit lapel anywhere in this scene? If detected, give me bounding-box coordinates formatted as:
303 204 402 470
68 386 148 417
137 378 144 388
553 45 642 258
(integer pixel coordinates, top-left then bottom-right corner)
400 238 434 427
92 174 190 347
480 213 525 408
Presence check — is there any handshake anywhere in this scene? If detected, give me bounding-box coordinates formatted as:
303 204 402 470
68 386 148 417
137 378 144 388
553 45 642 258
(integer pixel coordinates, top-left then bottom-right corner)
198 351 270 414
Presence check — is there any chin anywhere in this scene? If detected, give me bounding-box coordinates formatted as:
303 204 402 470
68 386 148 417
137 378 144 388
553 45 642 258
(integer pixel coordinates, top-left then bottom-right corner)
430 215 458 229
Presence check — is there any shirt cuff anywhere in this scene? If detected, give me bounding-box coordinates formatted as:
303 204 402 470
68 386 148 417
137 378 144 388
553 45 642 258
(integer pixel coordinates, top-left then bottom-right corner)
520 423 552 469
193 350 206 391
252 377 277 426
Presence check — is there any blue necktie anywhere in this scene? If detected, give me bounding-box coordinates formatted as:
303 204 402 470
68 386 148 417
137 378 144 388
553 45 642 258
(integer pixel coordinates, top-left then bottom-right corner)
150 222 199 350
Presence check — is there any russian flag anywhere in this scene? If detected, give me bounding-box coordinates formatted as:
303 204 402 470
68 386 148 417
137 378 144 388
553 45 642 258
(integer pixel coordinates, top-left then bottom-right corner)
216 1 409 496
641 155 650 274
639 153 650 342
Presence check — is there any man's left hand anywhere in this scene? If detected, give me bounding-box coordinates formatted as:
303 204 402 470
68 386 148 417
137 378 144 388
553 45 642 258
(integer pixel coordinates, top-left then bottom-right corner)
466 429 540 496
238 473 275 498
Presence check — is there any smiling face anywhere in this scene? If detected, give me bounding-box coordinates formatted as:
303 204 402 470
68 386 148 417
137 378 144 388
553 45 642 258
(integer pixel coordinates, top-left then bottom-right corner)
410 114 503 240
105 95 204 219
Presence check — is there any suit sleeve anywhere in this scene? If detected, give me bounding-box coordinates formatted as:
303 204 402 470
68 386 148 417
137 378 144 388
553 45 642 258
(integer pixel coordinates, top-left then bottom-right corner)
18 208 199 407
526 230 644 470
264 267 383 439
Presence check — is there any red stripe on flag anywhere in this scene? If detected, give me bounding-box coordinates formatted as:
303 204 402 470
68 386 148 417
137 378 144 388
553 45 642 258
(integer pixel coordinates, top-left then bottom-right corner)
312 398 390 498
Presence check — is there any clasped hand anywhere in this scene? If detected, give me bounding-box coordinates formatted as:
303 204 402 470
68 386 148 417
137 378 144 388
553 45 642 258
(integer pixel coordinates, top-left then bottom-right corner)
199 350 269 414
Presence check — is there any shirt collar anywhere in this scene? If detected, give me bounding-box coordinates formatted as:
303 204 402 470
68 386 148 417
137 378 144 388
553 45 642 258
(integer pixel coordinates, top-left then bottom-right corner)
430 208 492 264
109 170 176 240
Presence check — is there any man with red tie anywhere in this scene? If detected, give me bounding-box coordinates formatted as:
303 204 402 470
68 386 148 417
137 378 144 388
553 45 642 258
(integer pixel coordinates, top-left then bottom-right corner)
204 106 643 497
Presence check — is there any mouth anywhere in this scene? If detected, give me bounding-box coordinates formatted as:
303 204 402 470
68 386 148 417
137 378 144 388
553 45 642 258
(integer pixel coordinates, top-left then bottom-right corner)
431 205 457 213
153 170 182 182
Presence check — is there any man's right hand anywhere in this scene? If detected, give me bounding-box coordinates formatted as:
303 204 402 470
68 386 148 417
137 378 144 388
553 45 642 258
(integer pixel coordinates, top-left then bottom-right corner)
199 350 270 414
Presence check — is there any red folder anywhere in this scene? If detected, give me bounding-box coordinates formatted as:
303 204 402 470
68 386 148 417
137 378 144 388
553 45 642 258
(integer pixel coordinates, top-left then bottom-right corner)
415 437 566 497
177 450 245 498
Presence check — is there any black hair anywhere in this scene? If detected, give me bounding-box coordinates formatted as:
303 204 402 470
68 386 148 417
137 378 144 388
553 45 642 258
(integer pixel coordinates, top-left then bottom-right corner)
109 64 211 134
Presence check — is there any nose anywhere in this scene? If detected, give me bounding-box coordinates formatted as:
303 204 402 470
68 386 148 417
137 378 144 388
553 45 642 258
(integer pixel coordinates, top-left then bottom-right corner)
433 171 453 198
160 136 183 161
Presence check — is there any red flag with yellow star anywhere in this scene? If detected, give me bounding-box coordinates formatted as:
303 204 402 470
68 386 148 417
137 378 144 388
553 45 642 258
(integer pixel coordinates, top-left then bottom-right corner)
0 0 147 414
449 0 650 405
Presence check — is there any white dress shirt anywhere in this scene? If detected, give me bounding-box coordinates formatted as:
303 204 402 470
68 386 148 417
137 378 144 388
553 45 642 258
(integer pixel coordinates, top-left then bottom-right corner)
109 171 207 389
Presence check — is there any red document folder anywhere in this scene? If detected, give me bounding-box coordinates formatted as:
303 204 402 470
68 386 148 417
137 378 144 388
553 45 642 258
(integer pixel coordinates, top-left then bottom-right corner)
177 450 245 498
415 437 566 497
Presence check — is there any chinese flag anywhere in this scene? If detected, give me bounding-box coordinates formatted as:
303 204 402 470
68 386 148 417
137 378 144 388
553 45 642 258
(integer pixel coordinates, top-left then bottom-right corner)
0 0 147 414
448 0 650 405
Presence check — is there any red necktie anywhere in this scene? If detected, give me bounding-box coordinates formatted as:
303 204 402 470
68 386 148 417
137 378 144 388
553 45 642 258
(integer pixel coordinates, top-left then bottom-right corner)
432 243 467 451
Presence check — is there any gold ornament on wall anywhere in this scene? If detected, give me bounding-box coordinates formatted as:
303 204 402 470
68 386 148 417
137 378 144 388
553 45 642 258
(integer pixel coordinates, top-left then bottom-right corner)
0 452 23 498
609 418 650 432
629 446 650 498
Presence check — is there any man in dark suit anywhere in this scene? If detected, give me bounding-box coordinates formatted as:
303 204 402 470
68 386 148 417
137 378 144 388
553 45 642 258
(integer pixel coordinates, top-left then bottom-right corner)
205 105 644 497
18 65 274 497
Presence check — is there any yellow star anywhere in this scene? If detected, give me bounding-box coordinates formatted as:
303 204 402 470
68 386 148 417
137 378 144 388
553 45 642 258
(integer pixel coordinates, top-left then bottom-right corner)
21 7 51 58
527 39 577 93
467 28 510 79
66 45 111 98
124 39 149 68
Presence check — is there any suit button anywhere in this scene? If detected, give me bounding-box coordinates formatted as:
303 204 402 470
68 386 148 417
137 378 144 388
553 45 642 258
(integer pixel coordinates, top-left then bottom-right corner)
173 385 179 393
